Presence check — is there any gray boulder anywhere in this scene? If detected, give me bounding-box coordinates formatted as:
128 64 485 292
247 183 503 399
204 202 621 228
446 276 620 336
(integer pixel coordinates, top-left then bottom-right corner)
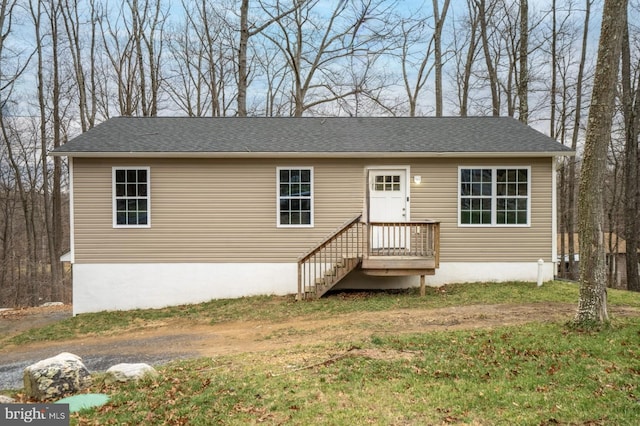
23 352 92 400
105 363 158 384
0 395 16 403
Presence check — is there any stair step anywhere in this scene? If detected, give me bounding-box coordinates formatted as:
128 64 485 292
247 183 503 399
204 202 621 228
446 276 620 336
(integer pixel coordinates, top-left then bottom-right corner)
302 255 362 300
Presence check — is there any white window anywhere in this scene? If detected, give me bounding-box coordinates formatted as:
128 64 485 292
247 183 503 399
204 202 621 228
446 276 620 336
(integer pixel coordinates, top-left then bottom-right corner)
459 167 530 226
277 167 313 227
113 167 150 228
373 174 401 191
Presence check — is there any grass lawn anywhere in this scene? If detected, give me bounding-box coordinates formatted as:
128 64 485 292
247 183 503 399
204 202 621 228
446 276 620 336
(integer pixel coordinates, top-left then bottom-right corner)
4 281 640 425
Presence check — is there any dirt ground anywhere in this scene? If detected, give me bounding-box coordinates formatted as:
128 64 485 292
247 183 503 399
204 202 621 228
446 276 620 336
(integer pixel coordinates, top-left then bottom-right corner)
3 302 640 364
2 301 640 391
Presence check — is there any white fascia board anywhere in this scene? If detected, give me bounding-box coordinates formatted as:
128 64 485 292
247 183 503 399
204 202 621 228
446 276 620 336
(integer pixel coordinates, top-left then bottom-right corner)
51 150 576 159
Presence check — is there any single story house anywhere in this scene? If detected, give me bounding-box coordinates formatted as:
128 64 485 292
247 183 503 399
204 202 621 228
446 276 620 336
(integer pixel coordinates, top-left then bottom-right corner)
52 117 574 314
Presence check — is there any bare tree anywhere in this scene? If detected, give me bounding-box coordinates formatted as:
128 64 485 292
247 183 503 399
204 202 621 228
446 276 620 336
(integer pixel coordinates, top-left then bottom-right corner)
518 0 528 122
253 39 291 116
1 117 40 305
129 0 165 116
399 14 435 116
2 0 46 306
237 0 303 116
433 0 451 116
99 0 167 116
396 0 450 117
567 0 592 281
621 6 640 291
576 0 627 324
60 0 99 131
265 0 396 116
43 0 64 301
166 0 235 116
476 0 500 115
549 0 557 138
450 0 481 116
0 149 18 303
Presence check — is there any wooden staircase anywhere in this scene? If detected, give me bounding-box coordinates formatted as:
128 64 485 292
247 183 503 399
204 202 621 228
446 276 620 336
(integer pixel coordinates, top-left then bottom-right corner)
311 257 361 298
297 215 365 299
298 215 441 300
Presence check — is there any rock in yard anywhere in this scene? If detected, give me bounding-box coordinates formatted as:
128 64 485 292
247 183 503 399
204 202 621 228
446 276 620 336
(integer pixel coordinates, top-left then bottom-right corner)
105 363 158 384
23 352 92 401
0 395 16 403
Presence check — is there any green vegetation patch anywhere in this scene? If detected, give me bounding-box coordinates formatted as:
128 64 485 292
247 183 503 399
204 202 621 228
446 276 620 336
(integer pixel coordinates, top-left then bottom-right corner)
71 318 640 425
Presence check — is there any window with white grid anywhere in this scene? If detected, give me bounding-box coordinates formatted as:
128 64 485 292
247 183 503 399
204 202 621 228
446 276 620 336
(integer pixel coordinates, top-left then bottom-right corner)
113 167 150 228
459 167 529 226
277 167 313 227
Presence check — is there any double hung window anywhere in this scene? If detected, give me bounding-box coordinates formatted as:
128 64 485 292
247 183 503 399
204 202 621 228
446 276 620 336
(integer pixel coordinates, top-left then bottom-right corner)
113 167 150 227
278 167 313 227
459 167 529 226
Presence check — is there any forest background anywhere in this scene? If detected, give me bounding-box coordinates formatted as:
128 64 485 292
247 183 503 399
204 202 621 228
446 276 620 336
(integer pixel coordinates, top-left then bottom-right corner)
0 0 638 308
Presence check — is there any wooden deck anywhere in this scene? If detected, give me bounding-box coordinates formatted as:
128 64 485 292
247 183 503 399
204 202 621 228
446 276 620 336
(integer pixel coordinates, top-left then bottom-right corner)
298 218 440 299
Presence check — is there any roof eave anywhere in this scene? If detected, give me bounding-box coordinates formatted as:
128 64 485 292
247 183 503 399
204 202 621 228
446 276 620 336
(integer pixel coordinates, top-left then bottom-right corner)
50 150 576 159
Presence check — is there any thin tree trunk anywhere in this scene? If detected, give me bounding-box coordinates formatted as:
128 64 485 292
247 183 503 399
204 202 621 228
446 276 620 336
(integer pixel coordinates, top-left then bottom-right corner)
550 0 556 138
621 11 640 291
132 0 147 115
518 0 528 123
477 0 500 115
46 0 63 302
459 1 479 117
433 0 450 117
237 0 249 116
568 0 591 281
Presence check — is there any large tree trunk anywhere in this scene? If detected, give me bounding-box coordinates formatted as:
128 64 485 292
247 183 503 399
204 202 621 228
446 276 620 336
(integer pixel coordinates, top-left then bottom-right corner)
575 0 627 324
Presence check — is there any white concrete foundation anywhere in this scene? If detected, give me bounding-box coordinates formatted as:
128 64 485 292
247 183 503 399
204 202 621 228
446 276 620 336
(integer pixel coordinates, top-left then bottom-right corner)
72 263 297 315
72 261 556 314
335 261 556 290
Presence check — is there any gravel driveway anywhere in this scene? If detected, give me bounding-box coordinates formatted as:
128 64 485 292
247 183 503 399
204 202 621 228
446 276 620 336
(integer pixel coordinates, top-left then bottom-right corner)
0 306 198 391
0 334 198 390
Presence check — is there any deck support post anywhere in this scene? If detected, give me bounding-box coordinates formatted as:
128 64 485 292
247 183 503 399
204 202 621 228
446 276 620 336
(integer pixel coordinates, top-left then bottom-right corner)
420 275 425 296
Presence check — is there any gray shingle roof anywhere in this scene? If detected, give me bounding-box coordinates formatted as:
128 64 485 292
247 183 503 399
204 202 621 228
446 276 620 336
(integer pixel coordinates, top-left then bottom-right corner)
52 116 573 157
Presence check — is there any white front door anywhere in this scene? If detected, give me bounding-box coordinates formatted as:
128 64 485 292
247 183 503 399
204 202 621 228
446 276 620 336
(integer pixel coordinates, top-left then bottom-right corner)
368 169 408 249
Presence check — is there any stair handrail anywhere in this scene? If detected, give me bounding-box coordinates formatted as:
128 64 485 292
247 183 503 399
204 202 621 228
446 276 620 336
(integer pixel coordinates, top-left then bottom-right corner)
298 213 364 263
298 213 364 300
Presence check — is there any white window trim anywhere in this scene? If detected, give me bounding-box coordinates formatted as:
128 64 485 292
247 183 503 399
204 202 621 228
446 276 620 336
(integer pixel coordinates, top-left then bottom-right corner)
276 166 314 228
457 165 531 228
112 166 151 229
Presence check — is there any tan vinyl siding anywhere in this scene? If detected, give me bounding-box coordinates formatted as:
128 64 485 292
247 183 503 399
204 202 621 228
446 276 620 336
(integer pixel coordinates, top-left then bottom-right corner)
72 157 554 264
410 157 554 262
73 158 366 263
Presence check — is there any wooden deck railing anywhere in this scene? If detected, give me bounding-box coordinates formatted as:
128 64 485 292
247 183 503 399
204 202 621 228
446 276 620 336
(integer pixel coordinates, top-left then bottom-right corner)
367 221 440 266
297 215 365 300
